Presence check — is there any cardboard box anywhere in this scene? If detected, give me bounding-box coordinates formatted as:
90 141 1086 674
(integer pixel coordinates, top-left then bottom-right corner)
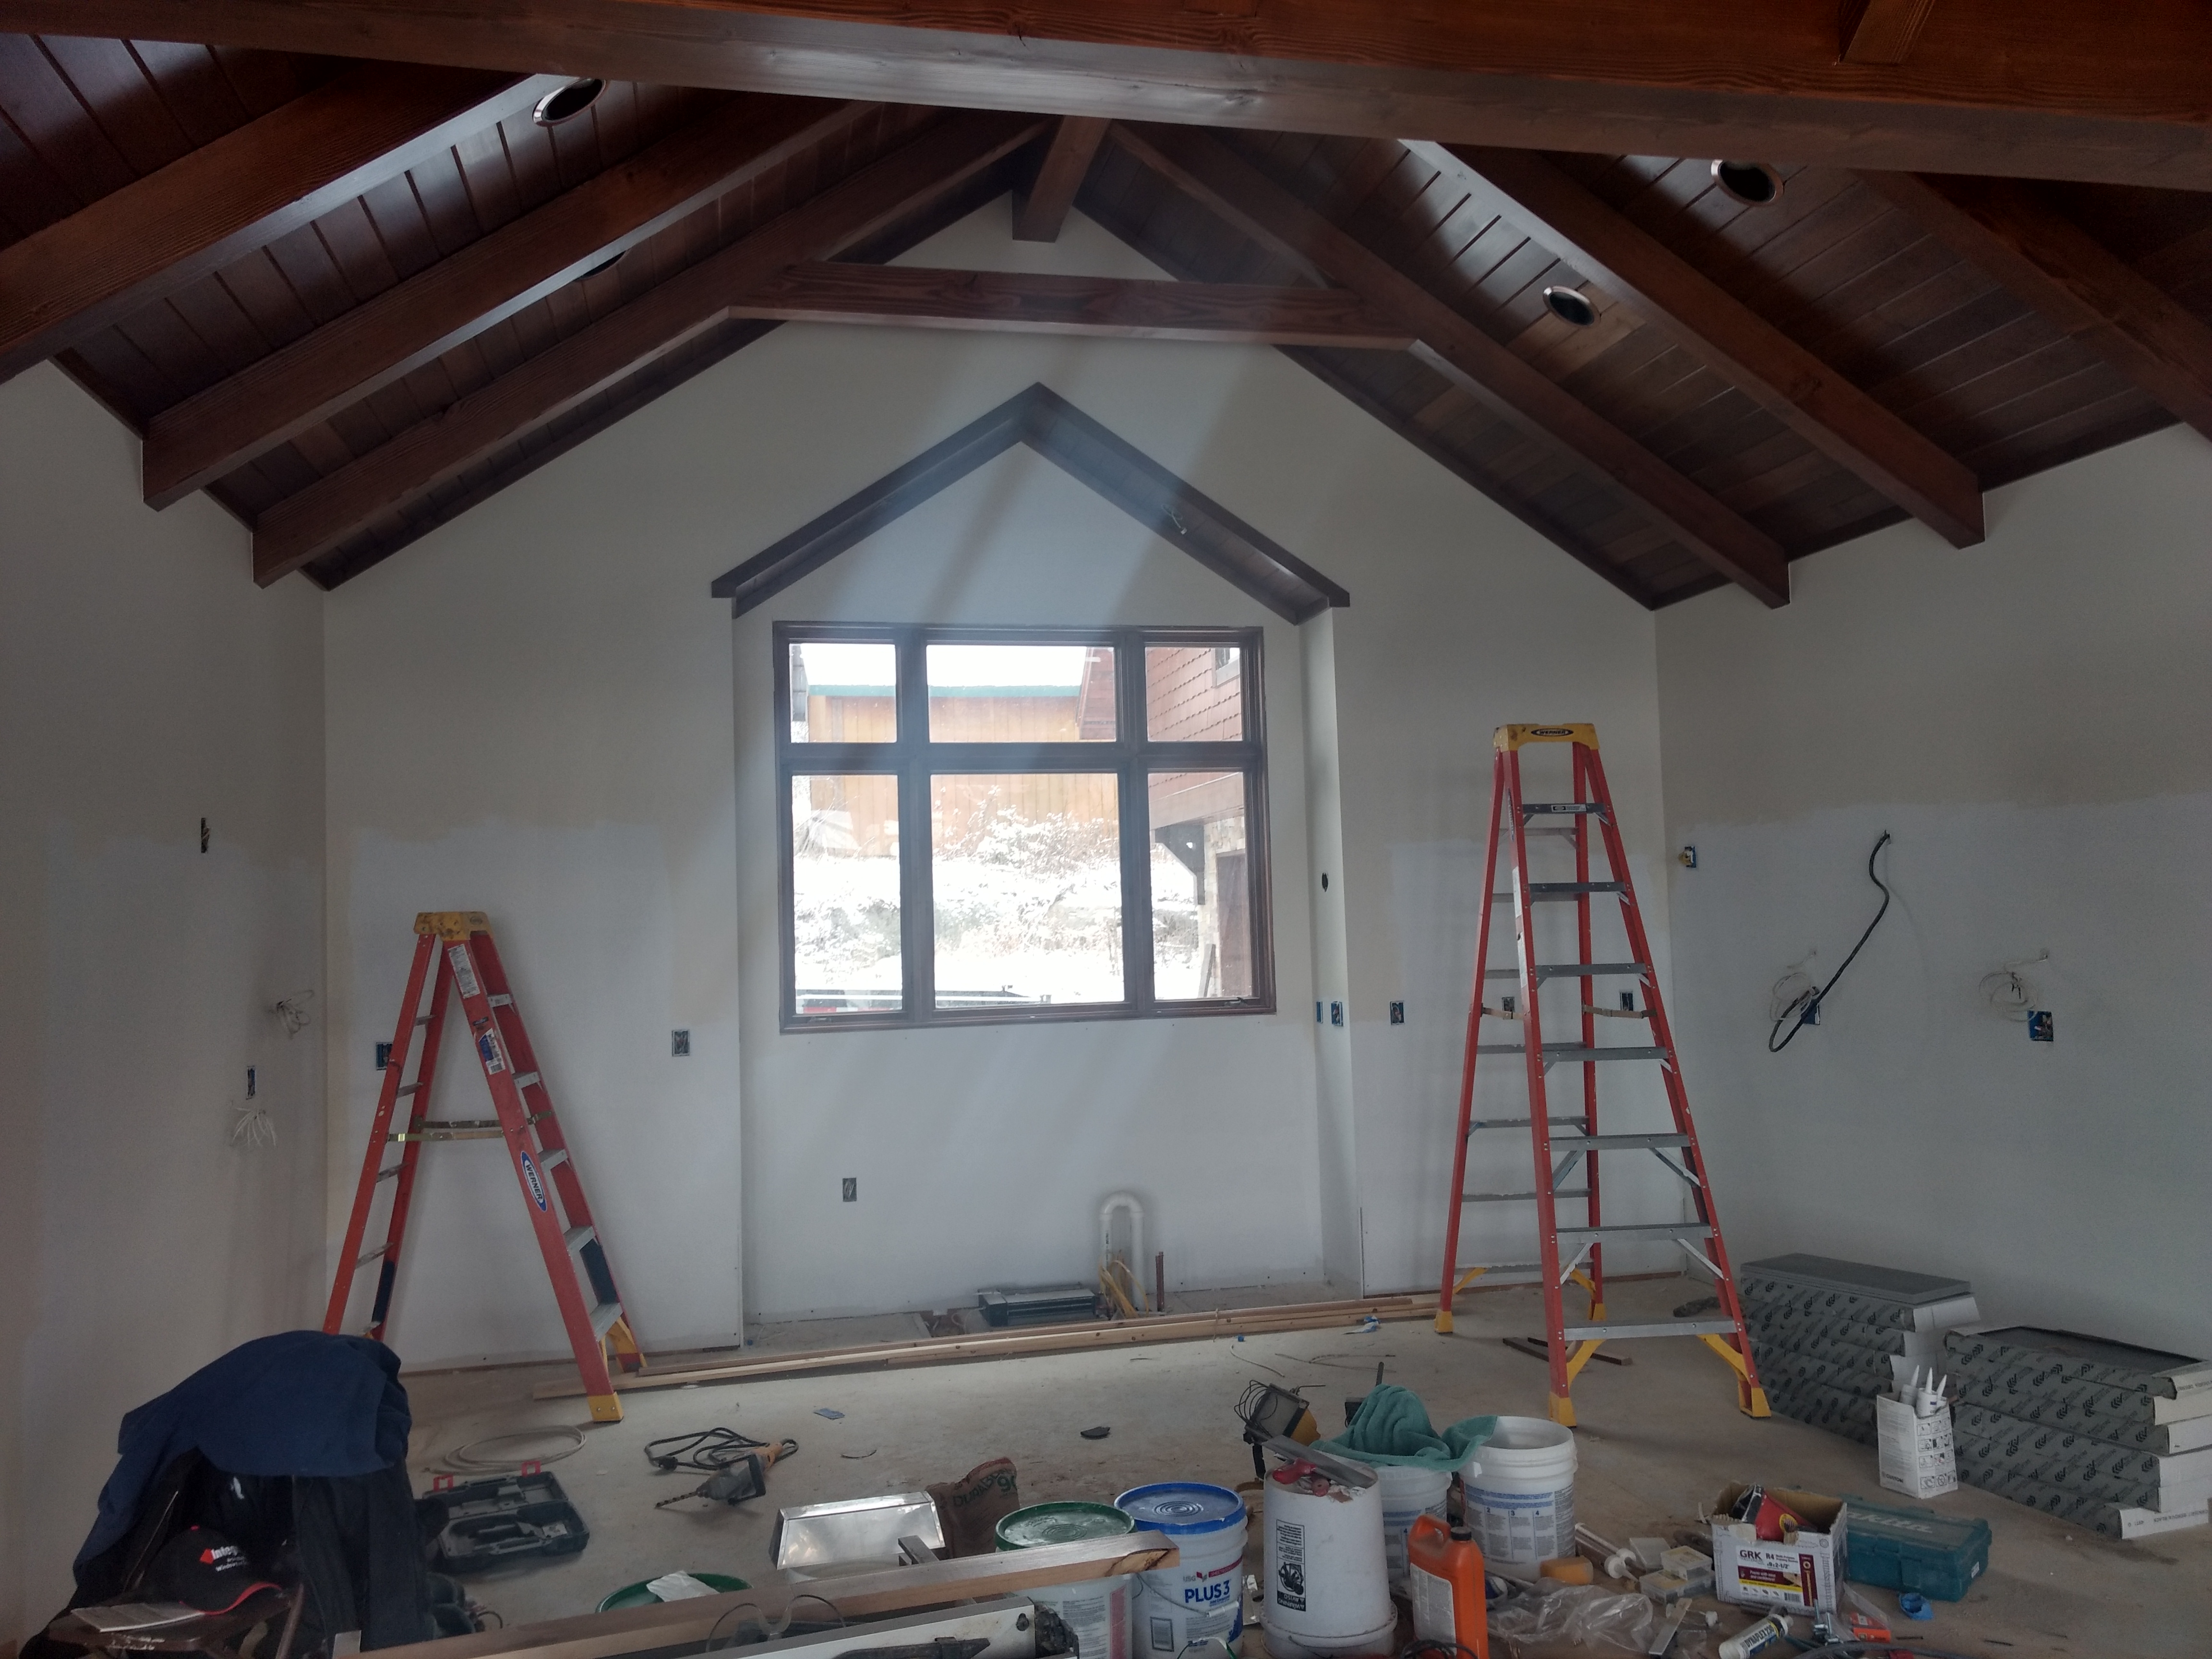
1877 1394 1959 1499
1709 1485 1847 1614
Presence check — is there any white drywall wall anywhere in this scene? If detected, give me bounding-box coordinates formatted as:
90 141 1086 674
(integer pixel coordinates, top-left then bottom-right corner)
322 195 1672 1342
0 365 325 1639
1658 427 2212 1360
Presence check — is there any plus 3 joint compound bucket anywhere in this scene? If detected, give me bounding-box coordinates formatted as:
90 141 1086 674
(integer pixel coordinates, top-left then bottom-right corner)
1463 1416 1576 1578
1115 1483 1246 1656
998 1503 1137 1659
1262 1457 1394 1659
1376 1461 1459 1594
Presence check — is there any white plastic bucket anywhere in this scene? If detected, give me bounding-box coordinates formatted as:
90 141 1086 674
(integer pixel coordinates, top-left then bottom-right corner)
1463 1416 1576 1577
998 1503 1135 1659
1262 1463 1394 1659
1375 1461 1458 1594
1115 1483 1247 1656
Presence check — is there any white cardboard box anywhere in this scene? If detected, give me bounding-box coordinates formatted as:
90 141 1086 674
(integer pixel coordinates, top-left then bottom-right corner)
1710 1485 1846 1614
1878 1394 1959 1500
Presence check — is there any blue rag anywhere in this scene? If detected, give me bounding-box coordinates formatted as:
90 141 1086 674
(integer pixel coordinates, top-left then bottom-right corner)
1314 1383 1495 1470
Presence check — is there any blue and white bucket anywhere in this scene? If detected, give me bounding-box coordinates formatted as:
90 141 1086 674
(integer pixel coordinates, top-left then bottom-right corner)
1115 1483 1248 1656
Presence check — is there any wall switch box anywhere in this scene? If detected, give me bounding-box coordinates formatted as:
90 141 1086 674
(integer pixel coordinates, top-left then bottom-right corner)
1679 845 1697 868
2028 1010 2054 1042
1389 1001 1405 1024
671 1029 691 1056
374 1042 393 1071
841 1178 857 1202
1330 1000 1344 1026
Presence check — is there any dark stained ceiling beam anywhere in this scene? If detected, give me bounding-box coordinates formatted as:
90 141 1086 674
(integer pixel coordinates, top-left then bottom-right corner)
731 264 1413 347
1013 116 1109 242
1840 0 1938 64
138 96 876 506
7 2 2212 188
1418 143 1985 548
0 62 555 385
1858 171 2212 444
1110 122 1791 608
250 109 1047 585
142 96 877 509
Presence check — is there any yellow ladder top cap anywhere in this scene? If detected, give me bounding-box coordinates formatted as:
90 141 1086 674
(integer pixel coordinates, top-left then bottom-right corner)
1495 723 1599 750
415 911 493 939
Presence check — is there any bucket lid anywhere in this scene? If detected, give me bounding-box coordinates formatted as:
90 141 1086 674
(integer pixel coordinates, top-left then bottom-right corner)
1115 1483 1245 1535
997 1503 1137 1550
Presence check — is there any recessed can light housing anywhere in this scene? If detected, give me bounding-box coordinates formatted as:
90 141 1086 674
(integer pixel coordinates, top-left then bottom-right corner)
1711 160 1784 206
1542 285 1599 328
533 78 605 127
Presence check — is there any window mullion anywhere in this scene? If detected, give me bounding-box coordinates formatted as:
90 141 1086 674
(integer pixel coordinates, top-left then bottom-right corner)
1118 629 1154 1011
897 630 933 1023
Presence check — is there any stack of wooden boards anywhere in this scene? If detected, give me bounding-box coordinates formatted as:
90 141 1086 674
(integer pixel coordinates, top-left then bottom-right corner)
1738 1254 1981 1445
1948 1326 2212 1539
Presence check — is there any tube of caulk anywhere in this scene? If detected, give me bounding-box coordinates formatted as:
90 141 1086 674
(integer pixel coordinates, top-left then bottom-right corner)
1716 1614 1791 1659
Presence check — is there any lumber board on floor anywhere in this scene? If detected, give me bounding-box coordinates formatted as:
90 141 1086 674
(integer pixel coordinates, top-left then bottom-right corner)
531 1295 1434 1399
368 1532 1177 1659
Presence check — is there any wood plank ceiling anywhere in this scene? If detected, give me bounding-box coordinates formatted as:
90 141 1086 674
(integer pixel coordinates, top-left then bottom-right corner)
3 12 2210 608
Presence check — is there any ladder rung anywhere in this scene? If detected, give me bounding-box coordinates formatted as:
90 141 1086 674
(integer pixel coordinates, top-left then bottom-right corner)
415 1013 433 1025
1476 1044 1669 1061
1561 1320 1739 1341
1469 1117 1588 1130
1464 1189 1592 1203
1553 1222 1713 1242
540 1147 569 1170
1521 803 1609 817
488 994 513 1007
1453 1262 1543 1277
397 1082 426 1095
563 1225 596 1253
515 1071 541 1089
1555 1131 1691 1150
589 1300 624 1340
1490 883 1629 901
375 1165 402 1182
356 1244 388 1266
1484 962 1648 980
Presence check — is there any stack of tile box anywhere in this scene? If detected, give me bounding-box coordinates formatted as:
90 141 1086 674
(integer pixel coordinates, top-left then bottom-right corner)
1738 1254 1981 1446
1948 1326 2212 1539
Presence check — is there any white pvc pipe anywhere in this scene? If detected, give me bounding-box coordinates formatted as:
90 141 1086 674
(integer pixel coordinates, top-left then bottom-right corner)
1099 1190 1145 1310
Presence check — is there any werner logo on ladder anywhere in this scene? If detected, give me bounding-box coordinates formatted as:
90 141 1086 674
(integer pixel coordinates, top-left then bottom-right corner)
1436 726 1768 1428
325 912 645 1420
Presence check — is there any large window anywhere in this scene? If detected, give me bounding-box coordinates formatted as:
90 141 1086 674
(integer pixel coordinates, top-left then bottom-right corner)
778 625 1272 1028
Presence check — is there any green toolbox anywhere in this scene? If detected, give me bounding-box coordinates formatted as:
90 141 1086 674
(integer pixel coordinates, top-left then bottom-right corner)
1843 1495 1992 1601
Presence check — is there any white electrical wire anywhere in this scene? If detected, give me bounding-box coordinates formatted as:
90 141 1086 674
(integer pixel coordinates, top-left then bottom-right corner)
1978 950 2048 1021
436 1425 587 1474
230 1107 278 1148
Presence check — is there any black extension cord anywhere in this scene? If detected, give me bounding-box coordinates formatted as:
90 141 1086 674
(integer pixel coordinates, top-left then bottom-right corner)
1769 831 1892 1054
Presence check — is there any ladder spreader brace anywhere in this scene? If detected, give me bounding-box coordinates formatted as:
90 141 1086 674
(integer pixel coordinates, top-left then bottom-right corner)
324 912 645 1421
1435 725 1768 1427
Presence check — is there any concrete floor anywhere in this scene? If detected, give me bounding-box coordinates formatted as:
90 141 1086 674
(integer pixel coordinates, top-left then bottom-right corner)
403 1277 2209 1659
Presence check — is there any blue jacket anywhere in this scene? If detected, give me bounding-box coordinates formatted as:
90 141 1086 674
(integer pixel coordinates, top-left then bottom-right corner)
78 1332 411 1568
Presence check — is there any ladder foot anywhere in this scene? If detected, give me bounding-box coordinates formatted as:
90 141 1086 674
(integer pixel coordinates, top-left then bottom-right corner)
1547 1392 1577 1427
1434 1310 1455 1334
587 1393 625 1423
1742 1386 1772 1419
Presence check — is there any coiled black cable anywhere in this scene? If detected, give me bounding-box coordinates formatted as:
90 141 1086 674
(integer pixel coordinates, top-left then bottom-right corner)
1769 831 1892 1053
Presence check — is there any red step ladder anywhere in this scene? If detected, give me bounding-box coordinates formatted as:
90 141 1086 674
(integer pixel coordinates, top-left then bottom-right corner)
325 912 644 1420
1434 725 1767 1427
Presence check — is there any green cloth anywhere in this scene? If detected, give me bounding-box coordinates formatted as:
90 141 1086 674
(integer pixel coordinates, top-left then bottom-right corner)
1313 1383 1495 1471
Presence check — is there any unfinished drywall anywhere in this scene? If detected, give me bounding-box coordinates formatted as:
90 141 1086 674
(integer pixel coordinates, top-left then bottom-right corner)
1658 427 2212 1360
318 195 1681 1346
0 365 325 1639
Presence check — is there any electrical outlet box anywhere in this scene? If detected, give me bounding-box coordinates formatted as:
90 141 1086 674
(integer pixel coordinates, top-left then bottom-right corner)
1389 1001 1405 1024
245 1067 256 1099
671 1029 690 1057
2028 1010 2054 1042
841 1177 857 1202
1679 845 1697 868
374 1041 393 1071
1620 992 1635 1012
1329 1000 1344 1027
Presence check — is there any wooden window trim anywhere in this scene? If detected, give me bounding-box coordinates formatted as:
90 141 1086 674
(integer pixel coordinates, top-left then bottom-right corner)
775 622 1275 1032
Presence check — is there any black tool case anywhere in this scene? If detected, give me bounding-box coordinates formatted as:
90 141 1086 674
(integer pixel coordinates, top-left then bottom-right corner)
419 1471 589 1573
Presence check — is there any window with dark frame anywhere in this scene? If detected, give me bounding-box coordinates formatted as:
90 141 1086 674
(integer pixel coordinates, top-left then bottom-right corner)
777 624 1273 1029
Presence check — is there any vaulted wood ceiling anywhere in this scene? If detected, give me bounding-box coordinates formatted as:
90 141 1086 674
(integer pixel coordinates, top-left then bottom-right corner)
4 5 2211 609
